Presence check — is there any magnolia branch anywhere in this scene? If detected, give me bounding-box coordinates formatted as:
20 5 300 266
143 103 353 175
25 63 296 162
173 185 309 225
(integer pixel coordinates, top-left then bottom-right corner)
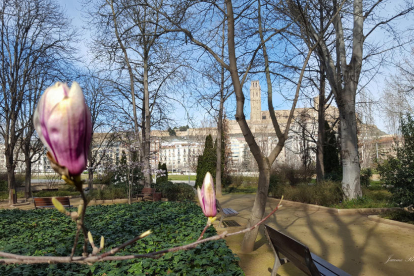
0 198 283 265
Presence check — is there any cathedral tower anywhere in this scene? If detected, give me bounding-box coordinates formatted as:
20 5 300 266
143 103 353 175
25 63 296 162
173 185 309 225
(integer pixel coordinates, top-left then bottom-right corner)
250 80 261 121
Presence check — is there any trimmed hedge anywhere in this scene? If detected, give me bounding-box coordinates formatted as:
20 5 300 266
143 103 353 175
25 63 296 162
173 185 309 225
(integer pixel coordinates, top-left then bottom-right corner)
157 181 195 201
0 202 244 275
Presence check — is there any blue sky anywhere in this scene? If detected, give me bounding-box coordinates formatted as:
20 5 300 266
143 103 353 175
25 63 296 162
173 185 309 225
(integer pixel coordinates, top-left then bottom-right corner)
57 0 414 134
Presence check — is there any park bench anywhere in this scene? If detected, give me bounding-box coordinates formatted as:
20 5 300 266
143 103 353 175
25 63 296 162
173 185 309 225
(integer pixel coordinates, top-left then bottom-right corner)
264 224 351 276
216 200 239 227
34 197 72 209
136 188 156 201
33 188 59 193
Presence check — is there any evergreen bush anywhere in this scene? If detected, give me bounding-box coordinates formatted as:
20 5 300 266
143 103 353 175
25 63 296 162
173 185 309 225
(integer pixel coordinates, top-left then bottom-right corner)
377 114 414 206
156 162 168 184
195 135 216 188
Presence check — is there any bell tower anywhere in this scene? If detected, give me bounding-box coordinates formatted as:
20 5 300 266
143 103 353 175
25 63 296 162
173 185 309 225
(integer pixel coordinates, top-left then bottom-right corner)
250 81 261 121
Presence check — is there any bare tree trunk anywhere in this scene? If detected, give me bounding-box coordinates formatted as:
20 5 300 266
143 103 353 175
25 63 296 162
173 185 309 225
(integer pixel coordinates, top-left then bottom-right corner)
88 169 93 191
6 160 16 205
340 93 362 198
24 154 32 199
108 0 142 170
316 68 326 183
241 159 270 252
143 55 151 188
216 18 226 197
215 97 224 197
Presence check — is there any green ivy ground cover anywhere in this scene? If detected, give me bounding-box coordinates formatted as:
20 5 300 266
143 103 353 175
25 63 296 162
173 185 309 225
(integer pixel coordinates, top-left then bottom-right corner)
0 202 244 276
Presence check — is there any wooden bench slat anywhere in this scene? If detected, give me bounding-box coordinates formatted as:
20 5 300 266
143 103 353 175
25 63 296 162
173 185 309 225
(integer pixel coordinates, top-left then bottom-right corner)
265 225 351 276
311 253 351 276
34 197 72 209
216 200 239 227
136 188 156 201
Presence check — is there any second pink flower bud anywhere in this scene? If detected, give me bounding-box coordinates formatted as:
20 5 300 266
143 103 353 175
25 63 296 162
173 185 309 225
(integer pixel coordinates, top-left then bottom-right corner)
197 172 217 217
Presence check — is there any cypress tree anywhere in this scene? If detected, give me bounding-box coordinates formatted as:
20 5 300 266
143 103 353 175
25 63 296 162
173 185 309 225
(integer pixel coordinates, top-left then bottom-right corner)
323 121 341 179
156 162 162 184
162 163 168 181
157 163 168 183
195 135 217 187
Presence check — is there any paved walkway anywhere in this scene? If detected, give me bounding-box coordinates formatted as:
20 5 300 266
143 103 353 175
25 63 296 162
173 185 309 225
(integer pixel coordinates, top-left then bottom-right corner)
213 194 414 276
3 194 414 275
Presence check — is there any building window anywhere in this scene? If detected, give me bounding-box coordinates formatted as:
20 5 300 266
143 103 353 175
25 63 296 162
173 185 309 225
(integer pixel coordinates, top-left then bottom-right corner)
262 115 266 119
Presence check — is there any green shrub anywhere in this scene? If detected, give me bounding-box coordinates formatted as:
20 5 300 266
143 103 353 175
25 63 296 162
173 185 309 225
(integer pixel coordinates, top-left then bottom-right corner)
269 180 343 206
0 180 7 192
156 163 168 184
227 175 258 188
156 181 195 201
93 170 114 185
360 168 373 187
269 172 284 197
272 164 314 186
0 173 25 188
0 191 24 200
377 114 414 206
0 202 244 275
86 185 127 200
34 190 80 197
380 209 414 225
195 135 216 188
332 194 395 209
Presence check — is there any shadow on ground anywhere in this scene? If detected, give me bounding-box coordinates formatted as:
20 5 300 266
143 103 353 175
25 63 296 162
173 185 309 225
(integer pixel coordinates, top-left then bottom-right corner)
214 194 414 276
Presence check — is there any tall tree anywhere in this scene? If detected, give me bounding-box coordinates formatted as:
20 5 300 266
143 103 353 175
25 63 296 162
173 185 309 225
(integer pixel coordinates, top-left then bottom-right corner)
89 0 184 187
284 0 414 199
0 0 76 204
381 47 414 135
195 134 216 188
18 66 46 199
81 72 120 190
148 0 340 252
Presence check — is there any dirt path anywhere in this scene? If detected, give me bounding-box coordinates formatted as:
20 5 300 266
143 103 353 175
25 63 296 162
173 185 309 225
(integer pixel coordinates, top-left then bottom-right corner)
213 194 414 276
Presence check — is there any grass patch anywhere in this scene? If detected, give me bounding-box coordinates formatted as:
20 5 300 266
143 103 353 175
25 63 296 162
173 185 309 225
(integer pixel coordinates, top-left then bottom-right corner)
379 209 414 225
223 175 258 194
168 175 196 181
0 191 24 200
0 202 244 275
223 186 257 194
330 187 395 209
269 180 395 209
33 190 80 198
86 185 128 200
368 180 384 190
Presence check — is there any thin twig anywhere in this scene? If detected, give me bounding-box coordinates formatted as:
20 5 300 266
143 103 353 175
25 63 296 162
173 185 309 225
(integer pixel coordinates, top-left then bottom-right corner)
197 224 210 241
78 189 89 256
70 227 81 259
98 230 151 259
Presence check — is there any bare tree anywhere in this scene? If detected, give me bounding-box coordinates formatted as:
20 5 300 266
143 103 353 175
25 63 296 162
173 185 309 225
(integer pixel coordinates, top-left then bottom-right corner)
89 0 185 187
18 66 46 199
79 72 121 190
0 0 76 204
381 47 414 135
283 0 414 199
146 0 342 252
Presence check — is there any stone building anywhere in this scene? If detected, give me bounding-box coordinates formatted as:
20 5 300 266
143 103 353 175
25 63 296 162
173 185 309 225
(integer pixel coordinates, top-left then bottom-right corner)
0 81 389 176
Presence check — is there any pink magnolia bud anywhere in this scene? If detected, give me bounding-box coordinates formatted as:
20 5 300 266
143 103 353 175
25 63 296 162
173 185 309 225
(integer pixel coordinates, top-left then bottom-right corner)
197 172 217 217
34 82 92 176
